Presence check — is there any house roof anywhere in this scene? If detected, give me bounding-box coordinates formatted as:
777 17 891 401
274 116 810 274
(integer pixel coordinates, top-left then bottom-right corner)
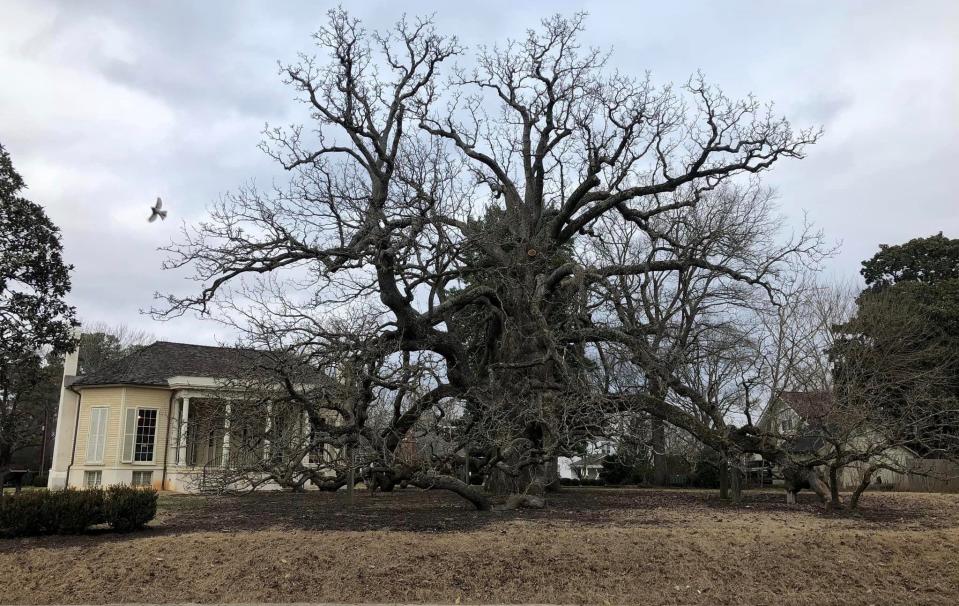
72 341 280 387
779 390 833 421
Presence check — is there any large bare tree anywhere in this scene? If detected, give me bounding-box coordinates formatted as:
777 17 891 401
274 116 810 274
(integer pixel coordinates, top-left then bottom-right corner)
159 11 823 509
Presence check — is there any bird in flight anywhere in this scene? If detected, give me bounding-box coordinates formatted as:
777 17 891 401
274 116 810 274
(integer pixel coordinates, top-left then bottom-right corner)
148 197 167 222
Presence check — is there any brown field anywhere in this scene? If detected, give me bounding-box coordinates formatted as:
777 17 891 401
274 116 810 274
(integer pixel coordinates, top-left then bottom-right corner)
2 487 958 605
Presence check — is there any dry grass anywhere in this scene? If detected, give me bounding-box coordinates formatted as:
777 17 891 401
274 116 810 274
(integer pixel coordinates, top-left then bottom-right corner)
2 488 958 605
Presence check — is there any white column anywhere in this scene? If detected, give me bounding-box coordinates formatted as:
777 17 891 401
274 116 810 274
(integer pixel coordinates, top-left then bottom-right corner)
170 399 181 465
178 397 190 466
48 334 81 489
221 403 231 468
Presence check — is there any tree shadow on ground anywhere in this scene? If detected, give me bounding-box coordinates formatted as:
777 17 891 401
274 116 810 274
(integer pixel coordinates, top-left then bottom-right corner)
152 486 948 534
3 487 951 552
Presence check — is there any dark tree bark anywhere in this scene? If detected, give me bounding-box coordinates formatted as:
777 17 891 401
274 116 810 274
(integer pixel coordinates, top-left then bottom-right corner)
849 466 875 510
719 457 729 500
828 465 841 506
730 464 743 504
651 417 668 487
410 471 492 511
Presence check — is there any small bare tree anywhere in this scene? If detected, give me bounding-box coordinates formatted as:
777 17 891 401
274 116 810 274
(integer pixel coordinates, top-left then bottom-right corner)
754 282 959 509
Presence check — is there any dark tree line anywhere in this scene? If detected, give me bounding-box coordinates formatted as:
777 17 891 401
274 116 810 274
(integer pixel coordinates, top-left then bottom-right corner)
0 143 76 478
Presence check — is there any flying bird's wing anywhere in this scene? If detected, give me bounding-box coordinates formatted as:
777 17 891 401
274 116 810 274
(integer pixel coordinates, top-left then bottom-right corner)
155 197 163 210
148 210 159 222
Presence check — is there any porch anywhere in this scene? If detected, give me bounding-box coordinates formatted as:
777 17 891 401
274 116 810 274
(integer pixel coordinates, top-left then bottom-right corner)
165 394 333 492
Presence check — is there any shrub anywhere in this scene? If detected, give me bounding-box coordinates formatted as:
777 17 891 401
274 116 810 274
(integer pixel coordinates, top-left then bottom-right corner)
599 454 631 485
690 450 722 488
0 488 104 536
0 491 48 536
599 454 653 485
103 485 157 532
44 488 105 533
0 486 160 537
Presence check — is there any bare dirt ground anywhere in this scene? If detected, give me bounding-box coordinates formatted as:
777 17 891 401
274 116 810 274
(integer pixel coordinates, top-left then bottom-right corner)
2 487 958 605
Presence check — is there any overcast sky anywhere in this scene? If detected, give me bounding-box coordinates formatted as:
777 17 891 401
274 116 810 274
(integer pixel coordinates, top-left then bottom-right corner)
2 0 957 345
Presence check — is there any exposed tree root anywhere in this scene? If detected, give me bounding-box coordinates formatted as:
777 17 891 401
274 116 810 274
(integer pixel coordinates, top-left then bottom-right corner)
495 494 546 511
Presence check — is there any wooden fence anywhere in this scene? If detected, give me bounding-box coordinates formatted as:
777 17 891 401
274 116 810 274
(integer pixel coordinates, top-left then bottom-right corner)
900 459 959 493
837 457 959 493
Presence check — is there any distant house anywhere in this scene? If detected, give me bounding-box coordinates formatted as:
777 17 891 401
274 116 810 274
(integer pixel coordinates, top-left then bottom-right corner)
757 391 959 492
559 440 614 481
47 340 330 493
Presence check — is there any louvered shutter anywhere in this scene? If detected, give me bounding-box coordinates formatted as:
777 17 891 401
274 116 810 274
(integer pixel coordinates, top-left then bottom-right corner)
86 408 108 464
121 408 137 463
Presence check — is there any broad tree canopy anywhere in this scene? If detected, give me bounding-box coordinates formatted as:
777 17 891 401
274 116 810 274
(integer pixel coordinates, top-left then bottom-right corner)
160 11 825 507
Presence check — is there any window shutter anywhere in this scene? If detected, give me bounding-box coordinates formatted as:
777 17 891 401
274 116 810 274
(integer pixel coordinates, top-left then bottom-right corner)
86 408 108 464
121 408 137 463
99 409 109 462
86 409 98 463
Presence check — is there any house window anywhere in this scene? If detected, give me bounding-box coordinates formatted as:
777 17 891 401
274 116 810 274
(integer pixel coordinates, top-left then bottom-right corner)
781 418 793 432
134 409 158 461
122 408 159 463
86 407 109 464
84 470 102 487
131 471 153 486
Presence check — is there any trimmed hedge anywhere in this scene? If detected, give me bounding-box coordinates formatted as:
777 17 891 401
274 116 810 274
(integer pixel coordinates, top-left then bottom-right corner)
45 488 107 533
0 485 157 537
0 491 48 536
103 485 158 532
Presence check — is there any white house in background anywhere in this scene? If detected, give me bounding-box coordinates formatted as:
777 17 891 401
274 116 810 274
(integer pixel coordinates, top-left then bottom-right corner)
559 440 615 480
48 340 324 493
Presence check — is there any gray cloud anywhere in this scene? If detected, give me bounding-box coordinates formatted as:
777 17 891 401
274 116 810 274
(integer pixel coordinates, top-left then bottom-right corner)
2 0 956 344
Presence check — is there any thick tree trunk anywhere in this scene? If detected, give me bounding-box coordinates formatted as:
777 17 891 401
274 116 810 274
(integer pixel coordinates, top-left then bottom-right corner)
806 468 832 508
651 416 668 486
496 493 546 510
544 457 561 492
730 464 743 504
486 462 541 495
719 457 729 500
849 466 875 510
828 465 841 506
346 447 355 507
411 471 492 511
